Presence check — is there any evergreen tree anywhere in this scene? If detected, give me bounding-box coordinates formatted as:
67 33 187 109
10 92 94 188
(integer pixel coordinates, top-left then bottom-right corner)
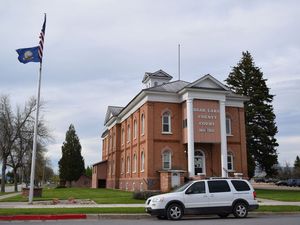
85 165 92 177
294 156 300 168
294 156 300 178
225 51 279 177
58 124 85 186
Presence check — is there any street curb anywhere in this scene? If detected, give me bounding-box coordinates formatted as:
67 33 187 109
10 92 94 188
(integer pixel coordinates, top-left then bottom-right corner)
0 212 300 221
0 214 87 221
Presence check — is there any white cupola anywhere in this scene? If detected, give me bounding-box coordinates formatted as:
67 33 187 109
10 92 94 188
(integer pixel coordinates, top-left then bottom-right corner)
142 69 173 88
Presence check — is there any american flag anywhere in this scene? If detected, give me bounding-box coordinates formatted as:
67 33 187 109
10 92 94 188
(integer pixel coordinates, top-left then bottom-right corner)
38 14 46 62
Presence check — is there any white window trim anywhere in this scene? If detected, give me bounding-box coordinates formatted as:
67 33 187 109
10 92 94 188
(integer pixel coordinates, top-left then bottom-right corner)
133 154 137 173
162 112 172 134
133 120 137 140
162 150 172 170
127 124 130 143
141 114 145 136
226 117 232 136
141 151 145 172
127 156 130 173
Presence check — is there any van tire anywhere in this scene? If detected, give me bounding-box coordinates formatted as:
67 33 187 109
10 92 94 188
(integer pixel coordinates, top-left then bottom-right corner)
233 202 248 218
166 203 183 220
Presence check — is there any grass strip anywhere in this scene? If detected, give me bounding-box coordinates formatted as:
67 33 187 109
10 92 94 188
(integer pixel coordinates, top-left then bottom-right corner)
0 207 145 216
257 205 300 212
256 189 300 202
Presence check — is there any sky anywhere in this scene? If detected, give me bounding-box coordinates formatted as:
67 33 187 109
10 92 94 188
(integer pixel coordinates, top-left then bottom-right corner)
1 0 299 172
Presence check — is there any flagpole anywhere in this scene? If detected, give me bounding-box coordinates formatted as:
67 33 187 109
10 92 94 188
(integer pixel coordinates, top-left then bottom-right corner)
28 62 42 204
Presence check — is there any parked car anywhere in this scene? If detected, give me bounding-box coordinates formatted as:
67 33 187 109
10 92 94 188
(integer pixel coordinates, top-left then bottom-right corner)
145 178 259 220
287 179 300 187
275 180 288 186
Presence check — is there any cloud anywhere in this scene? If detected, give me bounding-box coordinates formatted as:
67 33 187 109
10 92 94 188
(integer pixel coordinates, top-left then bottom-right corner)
1 0 300 172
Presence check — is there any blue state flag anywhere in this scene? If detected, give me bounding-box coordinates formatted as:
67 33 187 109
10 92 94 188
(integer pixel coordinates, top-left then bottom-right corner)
16 46 40 64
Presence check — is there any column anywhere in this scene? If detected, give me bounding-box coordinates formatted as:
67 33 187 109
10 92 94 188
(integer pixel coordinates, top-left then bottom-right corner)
186 98 195 177
219 100 228 177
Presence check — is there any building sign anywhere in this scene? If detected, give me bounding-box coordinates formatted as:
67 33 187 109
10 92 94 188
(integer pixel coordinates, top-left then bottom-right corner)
193 100 221 143
194 108 219 133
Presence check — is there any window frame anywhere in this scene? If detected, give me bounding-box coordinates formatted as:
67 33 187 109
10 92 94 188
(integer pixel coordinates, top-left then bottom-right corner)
126 156 130 173
162 111 172 133
141 114 145 135
133 153 137 173
133 119 137 139
162 150 171 170
141 151 145 172
226 116 232 136
227 152 234 171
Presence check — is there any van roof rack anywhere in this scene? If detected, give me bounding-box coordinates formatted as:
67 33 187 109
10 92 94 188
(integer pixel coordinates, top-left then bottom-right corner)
207 177 242 180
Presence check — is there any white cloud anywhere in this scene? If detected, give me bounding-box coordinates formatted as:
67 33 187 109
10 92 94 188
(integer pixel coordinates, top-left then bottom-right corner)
1 0 300 172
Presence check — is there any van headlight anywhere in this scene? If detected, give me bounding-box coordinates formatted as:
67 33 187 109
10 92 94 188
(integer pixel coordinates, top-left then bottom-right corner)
152 196 164 202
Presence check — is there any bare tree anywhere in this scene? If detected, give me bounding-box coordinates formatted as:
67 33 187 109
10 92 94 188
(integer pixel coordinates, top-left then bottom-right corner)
0 95 52 192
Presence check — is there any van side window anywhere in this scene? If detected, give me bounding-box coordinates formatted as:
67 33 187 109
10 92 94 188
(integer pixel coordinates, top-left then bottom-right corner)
231 180 250 191
208 180 230 193
186 182 205 194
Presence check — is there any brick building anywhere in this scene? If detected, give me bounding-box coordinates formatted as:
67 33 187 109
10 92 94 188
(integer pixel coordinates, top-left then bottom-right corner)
92 70 249 192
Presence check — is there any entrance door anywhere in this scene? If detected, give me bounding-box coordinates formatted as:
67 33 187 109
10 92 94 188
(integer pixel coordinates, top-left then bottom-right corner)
195 150 205 175
171 172 180 188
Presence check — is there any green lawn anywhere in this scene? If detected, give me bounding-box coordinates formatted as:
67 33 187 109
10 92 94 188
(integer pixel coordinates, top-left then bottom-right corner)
0 188 144 204
256 189 300 202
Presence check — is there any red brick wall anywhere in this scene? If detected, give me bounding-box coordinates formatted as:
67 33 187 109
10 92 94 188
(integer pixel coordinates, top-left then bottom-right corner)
97 100 248 191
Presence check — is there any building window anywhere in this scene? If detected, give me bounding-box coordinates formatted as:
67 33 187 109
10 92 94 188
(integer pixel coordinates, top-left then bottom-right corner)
226 117 232 135
127 124 130 142
133 153 137 173
141 114 145 135
182 119 187 128
195 150 206 175
133 120 137 139
141 151 145 172
162 111 171 133
121 128 125 145
228 152 234 171
162 150 171 170
127 156 130 173
121 158 124 174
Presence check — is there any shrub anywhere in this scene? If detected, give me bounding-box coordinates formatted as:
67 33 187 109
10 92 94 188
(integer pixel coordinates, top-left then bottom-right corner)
132 191 161 200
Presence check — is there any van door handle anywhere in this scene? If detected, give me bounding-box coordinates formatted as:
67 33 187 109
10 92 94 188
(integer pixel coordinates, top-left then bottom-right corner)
210 194 214 197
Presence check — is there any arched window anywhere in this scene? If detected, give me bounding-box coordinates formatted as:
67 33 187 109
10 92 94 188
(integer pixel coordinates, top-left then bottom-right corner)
133 153 137 173
121 158 125 174
127 124 130 142
162 150 171 170
127 156 130 173
194 150 206 175
162 111 171 133
228 152 234 171
226 116 232 135
141 114 145 135
121 128 125 145
133 120 137 139
141 151 145 172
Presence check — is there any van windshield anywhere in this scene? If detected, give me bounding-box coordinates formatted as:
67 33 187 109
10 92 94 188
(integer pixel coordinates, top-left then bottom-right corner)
171 182 193 192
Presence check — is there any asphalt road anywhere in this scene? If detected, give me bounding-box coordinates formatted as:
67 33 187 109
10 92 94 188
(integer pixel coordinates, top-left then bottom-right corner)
1 214 300 225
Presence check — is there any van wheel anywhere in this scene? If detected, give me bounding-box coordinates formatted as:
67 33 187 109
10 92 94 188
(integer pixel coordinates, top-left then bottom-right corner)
166 203 183 220
233 202 248 218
